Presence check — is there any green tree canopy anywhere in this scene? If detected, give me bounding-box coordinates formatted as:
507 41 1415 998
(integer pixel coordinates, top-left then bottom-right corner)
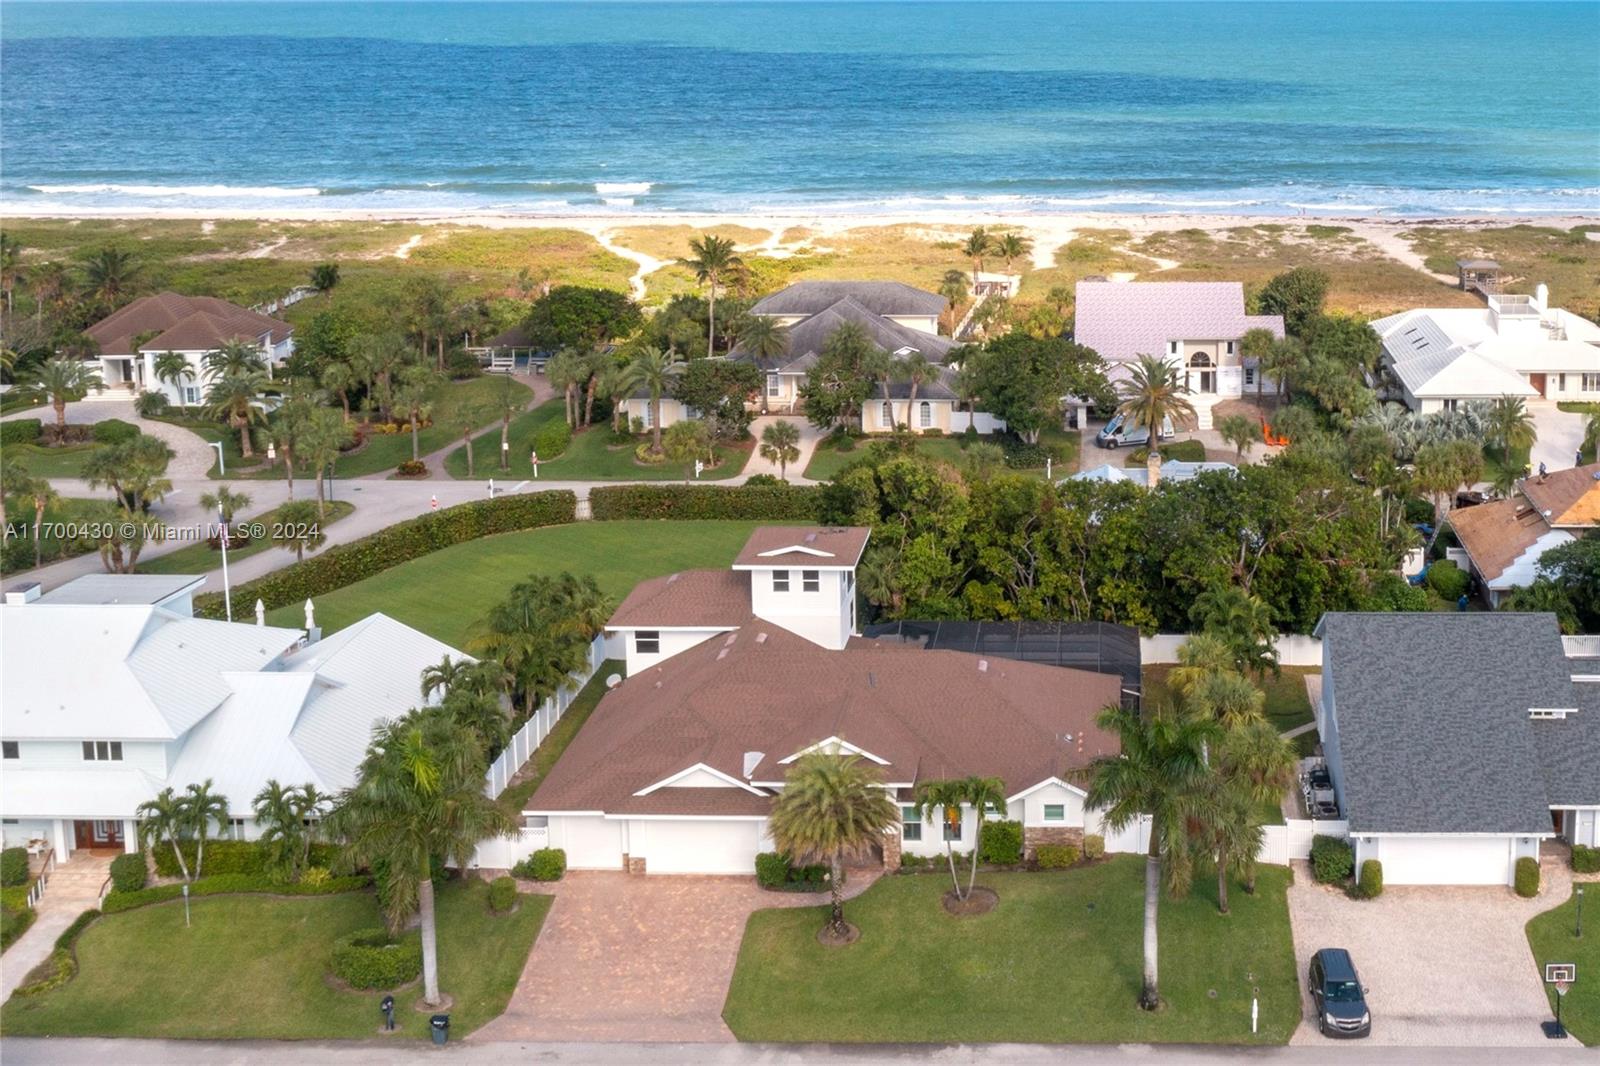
523 286 641 351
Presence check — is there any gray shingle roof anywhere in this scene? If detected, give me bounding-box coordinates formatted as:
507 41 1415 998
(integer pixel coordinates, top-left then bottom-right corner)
733 296 958 370
1317 612 1594 834
750 281 946 319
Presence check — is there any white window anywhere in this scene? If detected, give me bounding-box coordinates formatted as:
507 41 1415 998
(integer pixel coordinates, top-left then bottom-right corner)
82 740 123 762
767 374 780 398
943 815 962 842
901 806 922 842
635 630 660 654
919 401 933 428
1043 803 1065 822
1585 373 1600 392
227 818 247 841
183 385 201 405
1441 398 1459 413
2 741 17 760
1557 373 1566 393
881 401 893 427
640 405 653 429
802 570 819 593
772 570 790 592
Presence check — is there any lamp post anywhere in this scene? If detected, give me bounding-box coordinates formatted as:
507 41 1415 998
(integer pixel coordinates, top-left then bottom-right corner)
208 440 225 476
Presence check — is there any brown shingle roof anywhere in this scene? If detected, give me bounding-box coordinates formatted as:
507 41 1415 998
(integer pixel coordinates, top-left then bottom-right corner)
608 571 749 629
526 623 1120 816
732 526 870 569
1448 498 1550 582
85 292 291 356
1520 463 1600 528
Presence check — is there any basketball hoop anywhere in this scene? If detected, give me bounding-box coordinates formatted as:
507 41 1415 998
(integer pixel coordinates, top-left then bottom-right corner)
1555 981 1570 997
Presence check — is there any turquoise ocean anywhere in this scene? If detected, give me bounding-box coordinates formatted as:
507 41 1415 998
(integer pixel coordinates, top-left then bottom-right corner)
1 1 1597 216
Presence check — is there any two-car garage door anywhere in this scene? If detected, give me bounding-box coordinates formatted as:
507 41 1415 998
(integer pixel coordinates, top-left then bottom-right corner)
630 819 767 875
1376 835 1515 886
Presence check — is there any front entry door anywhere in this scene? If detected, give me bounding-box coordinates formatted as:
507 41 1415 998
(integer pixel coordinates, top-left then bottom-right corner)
73 819 124 849
1529 373 1547 398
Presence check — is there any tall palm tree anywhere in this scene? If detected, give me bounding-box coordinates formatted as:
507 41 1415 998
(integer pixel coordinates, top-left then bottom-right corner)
597 359 642 433
420 655 473 700
28 260 70 326
252 779 306 880
298 407 353 515
680 234 744 357
17 470 59 569
1238 327 1278 400
991 232 1032 278
204 338 267 377
199 484 251 525
545 347 584 428
179 779 230 880
628 346 683 454
759 419 801 480
767 752 897 939
1167 632 1235 698
394 365 439 462
326 707 517 1006
293 784 331 871
899 352 936 431
961 228 993 291
736 315 789 360
17 358 101 430
1484 394 1536 463
1190 585 1279 678
915 776 1006 903
349 332 408 422
0 233 21 313
82 247 142 308
1116 354 1197 488
83 434 175 516
1083 703 1217 1011
135 787 193 883
1203 719 1295 911
152 350 190 399
938 269 970 335
320 359 357 422
206 370 268 459
1414 438 1484 531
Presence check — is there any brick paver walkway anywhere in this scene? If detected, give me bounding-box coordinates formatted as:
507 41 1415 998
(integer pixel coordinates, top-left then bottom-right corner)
469 868 880 1043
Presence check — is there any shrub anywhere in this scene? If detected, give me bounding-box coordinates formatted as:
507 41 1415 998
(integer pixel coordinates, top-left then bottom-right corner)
1514 856 1540 898
632 441 667 464
978 820 1023 865
1001 440 1051 469
532 419 572 460
193 491 576 617
1571 844 1600 874
755 851 790 888
0 418 42 446
743 473 783 487
1 898 36 951
898 853 928 870
101 873 369 913
396 459 428 477
488 875 518 913
1036 844 1080 870
0 847 28 887
1310 835 1354 884
589 484 823 521
152 839 265 879
330 927 423 989
1425 560 1470 601
1366 572 1432 612
1354 859 1383 899
512 848 566 882
135 391 170 417
1082 834 1106 860
301 866 332 887
109 852 147 893
91 418 141 445
833 433 857 453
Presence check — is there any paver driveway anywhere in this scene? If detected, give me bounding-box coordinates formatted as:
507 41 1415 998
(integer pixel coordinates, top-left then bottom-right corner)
1286 859 1577 1047
470 869 878 1043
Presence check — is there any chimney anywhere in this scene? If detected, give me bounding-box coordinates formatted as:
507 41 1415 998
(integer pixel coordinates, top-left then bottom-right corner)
743 752 765 779
255 598 266 627
4 582 42 606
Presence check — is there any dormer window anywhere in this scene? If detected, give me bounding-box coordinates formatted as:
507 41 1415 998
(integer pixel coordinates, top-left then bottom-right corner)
802 570 820 592
772 570 790 592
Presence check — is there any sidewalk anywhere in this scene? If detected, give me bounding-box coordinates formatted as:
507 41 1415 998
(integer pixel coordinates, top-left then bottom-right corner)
1 853 112 1003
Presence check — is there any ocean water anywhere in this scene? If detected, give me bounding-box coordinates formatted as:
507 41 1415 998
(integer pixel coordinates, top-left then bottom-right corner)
1 1 1597 217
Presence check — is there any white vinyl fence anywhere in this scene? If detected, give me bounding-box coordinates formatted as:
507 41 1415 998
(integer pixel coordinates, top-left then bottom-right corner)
1140 633 1323 667
1259 819 1349 866
484 635 607 798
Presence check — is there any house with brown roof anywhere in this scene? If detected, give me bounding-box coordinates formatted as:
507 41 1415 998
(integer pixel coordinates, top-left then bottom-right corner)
83 293 294 405
1448 463 1600 606
479 526 1123 876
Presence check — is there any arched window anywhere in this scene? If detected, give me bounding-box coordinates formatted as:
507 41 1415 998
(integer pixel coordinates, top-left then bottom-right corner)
1189 351 1213 367
919 401 933 428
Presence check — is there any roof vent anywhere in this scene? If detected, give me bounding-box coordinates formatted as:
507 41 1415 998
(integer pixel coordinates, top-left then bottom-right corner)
667 573 680 584
743 751 764 778
755 632 768 644
804 532 817 543
1528 708 1577 720
724 632 738 646
978 659 989 673
717 647 730 661
867 671 876 688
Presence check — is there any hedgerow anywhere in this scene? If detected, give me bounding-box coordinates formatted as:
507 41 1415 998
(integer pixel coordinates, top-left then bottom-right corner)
588 483 822 521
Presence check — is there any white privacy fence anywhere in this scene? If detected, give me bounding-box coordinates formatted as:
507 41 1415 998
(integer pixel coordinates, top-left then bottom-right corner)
1098 814 1348 867
1140 633 1323 667
483 635 607 798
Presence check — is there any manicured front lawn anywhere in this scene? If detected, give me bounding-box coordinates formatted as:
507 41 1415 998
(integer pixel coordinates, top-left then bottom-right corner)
0 878 549 1040
723 857 1299 1044
498 661 620 815
137 500 355 576
1526 885 1598 1045
263 519 780 646
3 441 104 478
804 427 1080 482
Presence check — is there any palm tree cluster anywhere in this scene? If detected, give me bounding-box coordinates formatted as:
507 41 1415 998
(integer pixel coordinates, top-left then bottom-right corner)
913 775 1007 904
134 778 234 883
250 780 332 881
467 572 610 725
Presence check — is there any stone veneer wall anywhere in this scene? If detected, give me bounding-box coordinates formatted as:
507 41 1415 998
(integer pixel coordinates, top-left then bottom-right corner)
882 827 902 871
1023 825 1084 861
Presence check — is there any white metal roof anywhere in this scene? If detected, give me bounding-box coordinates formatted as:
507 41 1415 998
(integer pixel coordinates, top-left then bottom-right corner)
35 574 204 607
1 767 164 818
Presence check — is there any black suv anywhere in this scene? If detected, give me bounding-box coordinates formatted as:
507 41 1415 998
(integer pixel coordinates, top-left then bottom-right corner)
1309 948 1371 1038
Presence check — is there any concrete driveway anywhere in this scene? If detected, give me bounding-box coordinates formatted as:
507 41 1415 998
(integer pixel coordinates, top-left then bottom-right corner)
1286 859 1575 1047
1529 401 1587 474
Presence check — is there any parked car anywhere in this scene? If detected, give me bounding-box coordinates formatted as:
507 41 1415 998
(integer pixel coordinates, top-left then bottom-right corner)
1309 948 1372 1038
1094 413 1176 449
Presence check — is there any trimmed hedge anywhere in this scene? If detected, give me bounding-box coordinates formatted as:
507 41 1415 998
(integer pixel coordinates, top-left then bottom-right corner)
1035 844 1080 870
1354 859 1383 899
752 852 828 891
109 852 148 893
193 490 577 617
978 820 1023 866
755 851 789 888
92 418 141 445
2 896 36 951
0 847 28 887
1310 835 1354 884
12 908 98 997
1083 834 1105 860
102 872 370 914
0 419 42 446
488 875 517 913
512 848 566 883
1425 559 1470 601
1572 844 1600 874
588 483 822 521
533 419 572 460
330 927 423 990
1514 856 1540 898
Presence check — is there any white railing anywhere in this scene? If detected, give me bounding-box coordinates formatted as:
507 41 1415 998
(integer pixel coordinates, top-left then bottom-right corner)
1259 818 1349 866
26 849 55 907
484 635 607 798
252 286 318 317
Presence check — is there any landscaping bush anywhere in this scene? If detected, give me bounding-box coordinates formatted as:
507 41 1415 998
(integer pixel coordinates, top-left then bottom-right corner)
978 820 1023 865
396 459 428 477
135 391 170 417
301 866 332 887
1035 844 1080 870
512 847 566 882
897 853 928 870
1128 439 1210 465
1514 856 1540 898
1082 834 1105 861
91 418 141 445
1571 844 1600 874
109 852 148 893
1310 835 1354 884
1001 439 1051 469
532 419 572 460
40 424 93 445
1425 560 1470 601
330 927 423 990
101 873 370 913
755 851 789 888
0 419 41 446
151 839 266 879
193 491 576 617
0 847 28 887
488 875 518 913
1366 572 1432 612
2 894 36 951
1354 859 1383 899
589 483 822 521
743 473 783 487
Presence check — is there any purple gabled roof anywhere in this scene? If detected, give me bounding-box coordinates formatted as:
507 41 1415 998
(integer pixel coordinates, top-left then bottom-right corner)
1073 281 1284 363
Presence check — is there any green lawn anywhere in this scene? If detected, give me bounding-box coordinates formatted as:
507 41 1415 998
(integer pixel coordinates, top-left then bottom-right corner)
1526 886 1598 1045
1 497 111 576
1142 664 1316 734
804 427 1080 482
724 857 1299 1044
498 662 620 815
137 500 355 576
3 441 105 478
0 878 549 1040
264 519 779 646
446 399 749 481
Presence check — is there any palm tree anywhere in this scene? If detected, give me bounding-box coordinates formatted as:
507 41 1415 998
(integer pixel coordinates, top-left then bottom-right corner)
468 573 611 722
181 779 230 880
199 484 251 526
1083 703 1217 1011
736 315 789 360
349 332 408 422
17 358 100 430
597 360 641 434
1199 719 1296 912
394 365 439 462
310 263 340 293
1115 354 1197 488
545 347 584 429
135 787 193 883
580 348 611 428
293 784 331 870
420 655 473 700
82 247 141 307
991 232 1032 278
272 498 326 561
680 234 744 357
326 707 517 1006
1584 411 1600 463
152 350 189 399
916 776 1006 903
1216 414 1259 461
1414 438 1484 531
10 469 58 569
1190 585 1279 678
628 346 683 454
252 778 306 880
898 352 936 432
298 407 353 516
320 360 357 422
1258 337 1307 402
961 228 994 291
205 370 268 458
1484 395 1536 464
759 419 802 480
0 233 20 314
84 434 174 516
1167 632 1235 698
938 269 969 335
663 418 711 483
203 338 266 377
28 260 70 325
1238 327 1277 400
767 752 897 940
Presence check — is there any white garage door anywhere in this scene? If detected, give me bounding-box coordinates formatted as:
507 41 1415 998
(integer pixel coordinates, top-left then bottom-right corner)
633 819 764 875
1379 835 1514 886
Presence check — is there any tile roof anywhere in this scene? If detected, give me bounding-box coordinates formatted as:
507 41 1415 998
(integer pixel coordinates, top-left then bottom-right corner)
732 526 871 569
608 570 749 629
751 281 946 319
85 292 291 356
526 623 1121 815
1072 281 1283 363
1520 463 1600 528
